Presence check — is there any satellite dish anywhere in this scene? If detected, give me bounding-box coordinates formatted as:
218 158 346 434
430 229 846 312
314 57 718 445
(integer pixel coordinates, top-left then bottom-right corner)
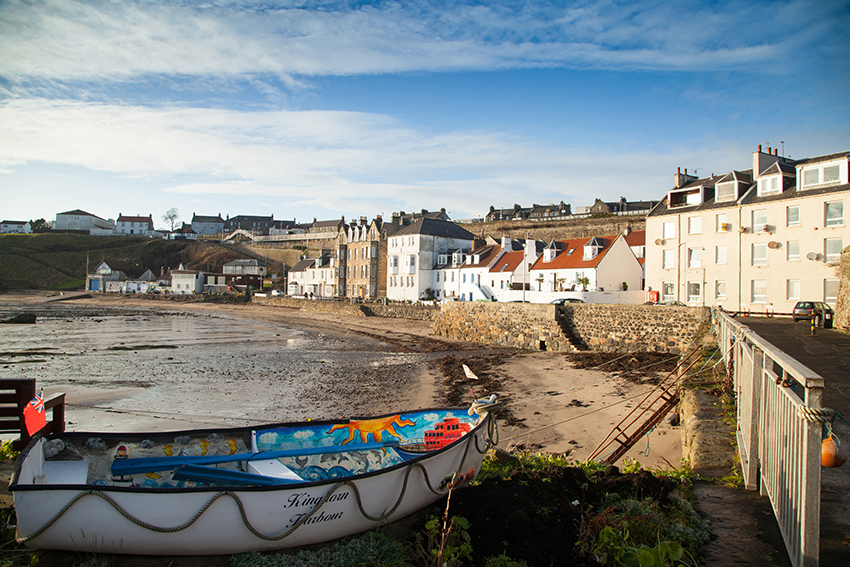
767 241 780 249
806 252 819 261
655 239 663 245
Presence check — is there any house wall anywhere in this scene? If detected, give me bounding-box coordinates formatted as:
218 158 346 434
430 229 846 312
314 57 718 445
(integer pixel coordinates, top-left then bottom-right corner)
433 302 709 353
646 188 848 312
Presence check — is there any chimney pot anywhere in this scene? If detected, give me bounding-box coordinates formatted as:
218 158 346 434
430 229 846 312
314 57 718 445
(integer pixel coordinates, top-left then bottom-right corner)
758 144 762 152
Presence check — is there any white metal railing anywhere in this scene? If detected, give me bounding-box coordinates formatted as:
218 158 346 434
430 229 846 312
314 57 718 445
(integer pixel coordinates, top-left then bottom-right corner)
715 309 824 567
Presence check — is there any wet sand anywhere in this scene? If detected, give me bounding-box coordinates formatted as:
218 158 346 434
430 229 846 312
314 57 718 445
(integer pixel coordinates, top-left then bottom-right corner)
0 292 681 469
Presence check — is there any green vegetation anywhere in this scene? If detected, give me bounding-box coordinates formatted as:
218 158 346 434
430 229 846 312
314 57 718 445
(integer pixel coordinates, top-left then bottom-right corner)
0 234 249 291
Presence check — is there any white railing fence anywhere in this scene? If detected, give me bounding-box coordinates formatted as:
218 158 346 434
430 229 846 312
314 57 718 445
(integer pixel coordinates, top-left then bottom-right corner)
715 309 824 567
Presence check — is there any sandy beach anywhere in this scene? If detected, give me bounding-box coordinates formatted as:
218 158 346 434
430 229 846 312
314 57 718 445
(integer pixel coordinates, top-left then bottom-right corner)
1 292 682 470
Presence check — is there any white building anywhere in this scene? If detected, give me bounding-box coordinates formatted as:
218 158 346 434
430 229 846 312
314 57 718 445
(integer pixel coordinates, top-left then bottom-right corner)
1 220 31 234
191 214 225 236
171 264 206 294
529 234 642 294
645 147 848 312
116 214 155 236
223 259 268 276
386 219 475 302
54 210 115 234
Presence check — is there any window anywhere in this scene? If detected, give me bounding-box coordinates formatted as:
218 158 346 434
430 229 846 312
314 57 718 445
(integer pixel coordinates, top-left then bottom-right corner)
787 241 800 261
787 280 800 301
758 176 781 196
662 250 675 269
752 209 767 232
716 214 728 232
688 216 701 234
752 280 767 303
662 282 674 301
824 165 840 183
687 282 701 302
825 238 843 262
752 243 768 266
663 222 675 239
803 168 820 186
687 248 701 268
825 279 839 304
803 162 844 188
716 245 727 265
825 201 844 227
716 281 726 300
715 182 736 202
787 206 800 227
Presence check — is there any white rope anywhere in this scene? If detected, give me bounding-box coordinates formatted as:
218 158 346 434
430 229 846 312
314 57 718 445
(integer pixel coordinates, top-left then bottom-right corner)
797 406 835 423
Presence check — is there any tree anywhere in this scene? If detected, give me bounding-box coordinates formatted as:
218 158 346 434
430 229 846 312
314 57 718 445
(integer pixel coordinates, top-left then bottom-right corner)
162 208 180 231
577 276 590 291
29 218 50 233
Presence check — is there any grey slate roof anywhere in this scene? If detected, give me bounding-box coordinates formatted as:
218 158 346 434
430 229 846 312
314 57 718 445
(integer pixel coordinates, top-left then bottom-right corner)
392 218 475 240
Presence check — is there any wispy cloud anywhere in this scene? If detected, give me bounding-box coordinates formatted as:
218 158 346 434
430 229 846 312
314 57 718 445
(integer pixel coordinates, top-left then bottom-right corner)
2 0 845 88
0 97 688 217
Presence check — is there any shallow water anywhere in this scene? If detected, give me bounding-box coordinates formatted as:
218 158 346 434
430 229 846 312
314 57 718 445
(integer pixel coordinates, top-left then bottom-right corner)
0 304 428 433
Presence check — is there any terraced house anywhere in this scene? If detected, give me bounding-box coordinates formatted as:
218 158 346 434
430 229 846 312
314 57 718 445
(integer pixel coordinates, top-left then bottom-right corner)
645 146 848 313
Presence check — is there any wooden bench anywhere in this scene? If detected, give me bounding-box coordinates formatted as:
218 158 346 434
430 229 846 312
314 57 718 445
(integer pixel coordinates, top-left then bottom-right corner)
0 379 66 451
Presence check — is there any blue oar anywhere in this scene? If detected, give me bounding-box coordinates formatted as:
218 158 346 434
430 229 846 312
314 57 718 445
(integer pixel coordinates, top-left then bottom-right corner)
111 440 400 476
171 464 301 487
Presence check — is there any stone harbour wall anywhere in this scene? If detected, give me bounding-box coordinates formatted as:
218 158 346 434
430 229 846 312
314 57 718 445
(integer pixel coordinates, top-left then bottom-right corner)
565 303 711 354
251 296 440 320
433 302 710 354
433 302 568 351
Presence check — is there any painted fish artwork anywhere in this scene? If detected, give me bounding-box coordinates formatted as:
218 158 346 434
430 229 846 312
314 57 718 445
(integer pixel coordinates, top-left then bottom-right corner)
11 399 497 556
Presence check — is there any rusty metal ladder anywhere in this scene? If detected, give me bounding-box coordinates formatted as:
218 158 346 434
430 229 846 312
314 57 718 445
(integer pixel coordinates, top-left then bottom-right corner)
587 347 704 464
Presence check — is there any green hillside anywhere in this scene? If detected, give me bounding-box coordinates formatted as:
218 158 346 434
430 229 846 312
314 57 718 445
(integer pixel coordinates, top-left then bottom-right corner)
0 234 264 291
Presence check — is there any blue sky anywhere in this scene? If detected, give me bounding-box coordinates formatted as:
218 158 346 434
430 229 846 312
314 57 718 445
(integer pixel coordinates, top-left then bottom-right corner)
1 0 849 228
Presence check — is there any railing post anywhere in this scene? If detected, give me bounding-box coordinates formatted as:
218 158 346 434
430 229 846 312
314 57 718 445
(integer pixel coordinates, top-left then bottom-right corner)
801 381 823 567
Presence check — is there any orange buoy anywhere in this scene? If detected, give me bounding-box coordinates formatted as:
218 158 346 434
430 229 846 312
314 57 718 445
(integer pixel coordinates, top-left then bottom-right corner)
822 434 848 468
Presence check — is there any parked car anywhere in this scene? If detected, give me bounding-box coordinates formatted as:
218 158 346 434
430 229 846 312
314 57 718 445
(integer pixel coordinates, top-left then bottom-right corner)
270 289 283 296
550 298 585 304
792 301 833 324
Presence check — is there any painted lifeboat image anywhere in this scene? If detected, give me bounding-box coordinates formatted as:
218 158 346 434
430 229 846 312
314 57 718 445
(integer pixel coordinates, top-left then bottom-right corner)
423 414 472 451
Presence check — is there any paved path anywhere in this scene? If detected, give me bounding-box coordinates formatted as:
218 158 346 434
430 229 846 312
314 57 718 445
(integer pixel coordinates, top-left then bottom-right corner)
731 316 850 567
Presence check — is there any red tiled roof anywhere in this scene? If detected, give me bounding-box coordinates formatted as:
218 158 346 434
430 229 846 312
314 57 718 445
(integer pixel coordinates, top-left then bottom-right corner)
624 230 645 247
489 250 524 273
530 236 615 271
462 245 501 268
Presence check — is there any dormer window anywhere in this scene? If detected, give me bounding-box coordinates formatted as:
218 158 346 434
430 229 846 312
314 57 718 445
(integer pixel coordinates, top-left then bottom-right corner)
543 248 557 262
452 252 465 264
757 176 781 196
437 254 448 266
801 161 845 189
583 237 604 260
715 182 736 202
669 187 702 208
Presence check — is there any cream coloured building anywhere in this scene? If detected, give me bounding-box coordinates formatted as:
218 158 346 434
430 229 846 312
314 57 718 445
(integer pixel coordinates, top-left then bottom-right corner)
646 147 848 313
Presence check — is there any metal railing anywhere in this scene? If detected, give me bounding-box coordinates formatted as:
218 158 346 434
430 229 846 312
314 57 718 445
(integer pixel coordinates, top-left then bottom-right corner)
715 309 823 567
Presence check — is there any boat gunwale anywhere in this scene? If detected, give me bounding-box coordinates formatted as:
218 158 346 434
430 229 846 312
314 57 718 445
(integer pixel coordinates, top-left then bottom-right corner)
10 406 491 494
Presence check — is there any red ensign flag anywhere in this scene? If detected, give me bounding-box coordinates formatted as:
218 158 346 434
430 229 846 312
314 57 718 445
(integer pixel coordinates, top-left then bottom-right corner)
23 390 46 435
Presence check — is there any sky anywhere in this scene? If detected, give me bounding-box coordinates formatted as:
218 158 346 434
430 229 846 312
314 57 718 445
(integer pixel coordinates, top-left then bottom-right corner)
1 0 849 229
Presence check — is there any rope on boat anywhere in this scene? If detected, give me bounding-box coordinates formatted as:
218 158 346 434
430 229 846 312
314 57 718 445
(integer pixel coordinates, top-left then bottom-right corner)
20 412 496 545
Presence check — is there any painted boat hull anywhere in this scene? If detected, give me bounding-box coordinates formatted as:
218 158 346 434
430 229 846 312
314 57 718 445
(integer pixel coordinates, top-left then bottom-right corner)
11 408 493 555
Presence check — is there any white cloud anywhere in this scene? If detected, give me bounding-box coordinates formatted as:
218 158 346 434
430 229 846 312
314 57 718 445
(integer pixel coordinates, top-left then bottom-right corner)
2 0 843 86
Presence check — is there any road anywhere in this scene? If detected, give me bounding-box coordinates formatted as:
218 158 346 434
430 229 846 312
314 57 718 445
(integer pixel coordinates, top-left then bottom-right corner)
732 316 849 567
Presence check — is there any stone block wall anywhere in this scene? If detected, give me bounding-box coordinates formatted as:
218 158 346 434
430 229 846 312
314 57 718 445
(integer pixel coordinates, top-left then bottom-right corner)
433 302 710 353
251 296 440 320
564 303 710 354
433 302 568 351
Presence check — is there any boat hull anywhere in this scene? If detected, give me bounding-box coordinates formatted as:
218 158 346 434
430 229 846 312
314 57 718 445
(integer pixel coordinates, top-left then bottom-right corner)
12 409 493 555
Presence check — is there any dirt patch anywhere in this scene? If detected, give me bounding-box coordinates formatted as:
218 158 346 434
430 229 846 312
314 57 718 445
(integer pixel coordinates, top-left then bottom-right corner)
565 351 680 383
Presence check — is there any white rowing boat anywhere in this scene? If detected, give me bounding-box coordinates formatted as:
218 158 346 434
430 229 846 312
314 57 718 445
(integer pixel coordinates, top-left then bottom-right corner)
11 397 497 555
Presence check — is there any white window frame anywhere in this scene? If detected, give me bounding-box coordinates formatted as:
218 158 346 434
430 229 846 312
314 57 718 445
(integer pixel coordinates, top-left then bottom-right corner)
687 281 701 303
716 214 728 233
787 206 800 227
716 245 727 265
662 222 675 239
662 282 674 301
786 280 800 301
752 209 768 232
752 280 767 303
687 248 701 269
715 280 726 300
801 161 845 188
786 241 800 262
825 279 839 304
825 238 843 263
688 216 701 235
662 249 675 269
715 182 736 202
825 201 844 227
752 243 768 266
758 176 781 196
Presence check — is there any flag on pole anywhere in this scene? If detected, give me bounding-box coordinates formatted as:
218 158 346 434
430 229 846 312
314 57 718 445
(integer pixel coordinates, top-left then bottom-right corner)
462 364 479 380
23 390 46 435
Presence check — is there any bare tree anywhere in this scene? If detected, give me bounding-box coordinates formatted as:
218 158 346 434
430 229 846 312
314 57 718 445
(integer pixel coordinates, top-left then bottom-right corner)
162 208 180 231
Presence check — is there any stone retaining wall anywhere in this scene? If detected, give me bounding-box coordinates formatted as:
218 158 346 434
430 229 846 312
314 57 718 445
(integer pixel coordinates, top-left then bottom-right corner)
835 246 850 332
433 302 710 353
565 304 710 354
680 389 737 477
251 297 440 320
